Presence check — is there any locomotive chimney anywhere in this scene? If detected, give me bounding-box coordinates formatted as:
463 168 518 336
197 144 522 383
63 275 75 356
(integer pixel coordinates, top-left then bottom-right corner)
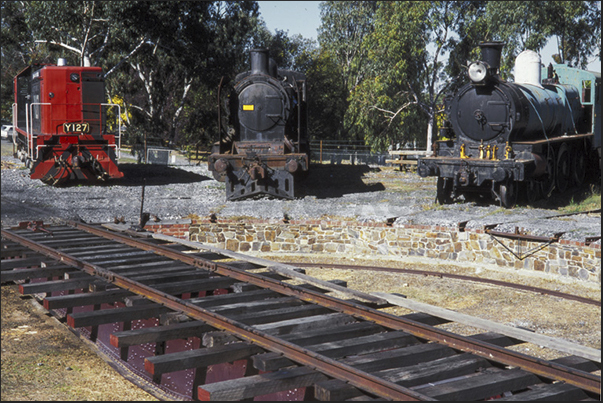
250 48 270 75
479 41 505 72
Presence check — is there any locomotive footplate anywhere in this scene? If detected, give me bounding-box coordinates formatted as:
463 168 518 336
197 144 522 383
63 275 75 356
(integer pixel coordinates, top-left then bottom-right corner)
418 157 536 187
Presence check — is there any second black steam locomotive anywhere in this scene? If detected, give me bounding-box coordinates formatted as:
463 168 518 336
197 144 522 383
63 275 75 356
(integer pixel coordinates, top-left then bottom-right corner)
208 49 309 201
418 42 601 208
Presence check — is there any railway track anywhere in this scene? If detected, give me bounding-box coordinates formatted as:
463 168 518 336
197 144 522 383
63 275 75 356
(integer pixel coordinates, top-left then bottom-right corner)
1 221 600 401
289 263 601 307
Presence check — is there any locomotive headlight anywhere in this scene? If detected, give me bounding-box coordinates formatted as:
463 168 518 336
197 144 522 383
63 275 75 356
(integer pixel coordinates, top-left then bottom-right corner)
468 61 488 83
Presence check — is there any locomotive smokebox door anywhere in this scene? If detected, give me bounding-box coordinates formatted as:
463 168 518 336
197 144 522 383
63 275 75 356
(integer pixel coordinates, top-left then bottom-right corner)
238 83 285 140
450 87 510 142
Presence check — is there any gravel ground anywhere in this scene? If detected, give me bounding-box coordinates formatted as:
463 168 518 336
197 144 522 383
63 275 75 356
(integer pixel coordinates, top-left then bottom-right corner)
1 139 601 244
1 138 600 401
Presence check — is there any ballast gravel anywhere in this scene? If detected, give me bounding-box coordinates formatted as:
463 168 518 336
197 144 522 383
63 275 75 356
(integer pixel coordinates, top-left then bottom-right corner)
1 142 600 244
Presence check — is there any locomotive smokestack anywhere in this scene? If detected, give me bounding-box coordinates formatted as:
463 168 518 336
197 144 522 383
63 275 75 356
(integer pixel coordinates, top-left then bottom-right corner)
250 49 270 75
479 41 505 72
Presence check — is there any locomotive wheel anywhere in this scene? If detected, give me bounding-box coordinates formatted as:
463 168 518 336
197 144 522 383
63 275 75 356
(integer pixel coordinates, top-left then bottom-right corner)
541 146 556 199
555 143 571 194
497 180 517 208
571 143 586 187
436 177 453 204
523 180 541 204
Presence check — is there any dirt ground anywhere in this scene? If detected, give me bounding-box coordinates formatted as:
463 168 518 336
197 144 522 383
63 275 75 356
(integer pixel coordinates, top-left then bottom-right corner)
1 253 600 401
1 138 600 400
0 285 158 401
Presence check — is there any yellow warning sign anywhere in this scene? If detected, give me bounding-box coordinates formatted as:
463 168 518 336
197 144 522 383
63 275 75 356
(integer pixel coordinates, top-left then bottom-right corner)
243 105 254 111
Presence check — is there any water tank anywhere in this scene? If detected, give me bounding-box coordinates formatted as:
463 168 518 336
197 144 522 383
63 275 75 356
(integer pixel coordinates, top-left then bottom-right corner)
514 50 542 87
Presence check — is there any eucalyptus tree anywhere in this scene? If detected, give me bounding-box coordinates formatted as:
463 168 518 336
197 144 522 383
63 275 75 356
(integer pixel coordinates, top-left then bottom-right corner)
2 1 259 152
484 1 600 73
317 0 378 141
534 1 600 68
103 1 260 150
19 1 114 66
349 1 472 152
1 1 32 122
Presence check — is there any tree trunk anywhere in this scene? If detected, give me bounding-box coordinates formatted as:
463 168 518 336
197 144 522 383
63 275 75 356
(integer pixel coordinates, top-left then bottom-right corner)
426 113 434 154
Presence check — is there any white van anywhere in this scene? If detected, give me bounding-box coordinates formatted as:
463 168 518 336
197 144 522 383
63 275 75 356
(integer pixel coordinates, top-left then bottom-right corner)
1 125 14 140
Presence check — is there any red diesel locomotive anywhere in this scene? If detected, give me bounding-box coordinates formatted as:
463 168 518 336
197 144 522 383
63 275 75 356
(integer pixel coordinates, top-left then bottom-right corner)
12 59 123 185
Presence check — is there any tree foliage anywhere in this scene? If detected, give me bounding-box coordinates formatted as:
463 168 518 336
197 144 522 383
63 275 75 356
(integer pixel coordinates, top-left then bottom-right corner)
1 1 259 150
1 0 600 155
317 0 378 140
484 1 601 73
317 1 600 152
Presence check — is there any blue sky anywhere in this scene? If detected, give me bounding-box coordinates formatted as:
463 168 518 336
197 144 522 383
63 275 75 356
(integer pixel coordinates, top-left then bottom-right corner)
257 1 322 40
257 1 600 72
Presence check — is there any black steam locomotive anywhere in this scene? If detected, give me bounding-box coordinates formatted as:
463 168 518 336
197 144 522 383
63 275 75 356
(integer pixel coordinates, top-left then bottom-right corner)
208 49 309 201
418 42 601 207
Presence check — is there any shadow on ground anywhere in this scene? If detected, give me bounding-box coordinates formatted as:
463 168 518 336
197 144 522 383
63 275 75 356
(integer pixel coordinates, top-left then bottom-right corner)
296 164 386 198
451 178 601 210
55 162 211 188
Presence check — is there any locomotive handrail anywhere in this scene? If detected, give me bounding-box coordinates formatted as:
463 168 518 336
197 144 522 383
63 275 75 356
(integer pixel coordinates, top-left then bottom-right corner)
28 103 51 161
23 102 123 161
12 103 17 146
101 103 122 159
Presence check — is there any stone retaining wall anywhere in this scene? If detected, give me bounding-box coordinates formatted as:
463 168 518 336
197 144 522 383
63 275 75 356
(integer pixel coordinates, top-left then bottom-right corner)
145 219 601 284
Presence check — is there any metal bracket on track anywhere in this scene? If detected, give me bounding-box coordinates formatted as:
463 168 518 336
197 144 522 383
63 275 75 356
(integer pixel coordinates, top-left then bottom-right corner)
485 226 563 260
16 220 54 236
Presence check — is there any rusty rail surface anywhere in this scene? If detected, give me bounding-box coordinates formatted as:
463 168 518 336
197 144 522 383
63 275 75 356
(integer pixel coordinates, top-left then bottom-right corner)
290 262 601 307
2 221 601 401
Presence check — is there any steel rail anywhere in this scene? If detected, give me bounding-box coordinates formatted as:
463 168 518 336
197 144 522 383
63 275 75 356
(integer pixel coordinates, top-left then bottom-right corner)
72 222 603 393
68 222 603 394
3 223 601 396
290 263 601 307
1 225 430 401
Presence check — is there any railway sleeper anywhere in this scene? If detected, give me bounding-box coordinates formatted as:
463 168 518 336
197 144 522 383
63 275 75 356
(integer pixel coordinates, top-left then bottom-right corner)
1 255 51 270
197 366 328 401
3 224 600 401
415 367 541 401
1 265 78 283
1 245 35 258
341 331 523 375
496 382 591 401
19 276 105 295
253 330 418 372
144 342 264 383
44 288 133 310
313 378 368 401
